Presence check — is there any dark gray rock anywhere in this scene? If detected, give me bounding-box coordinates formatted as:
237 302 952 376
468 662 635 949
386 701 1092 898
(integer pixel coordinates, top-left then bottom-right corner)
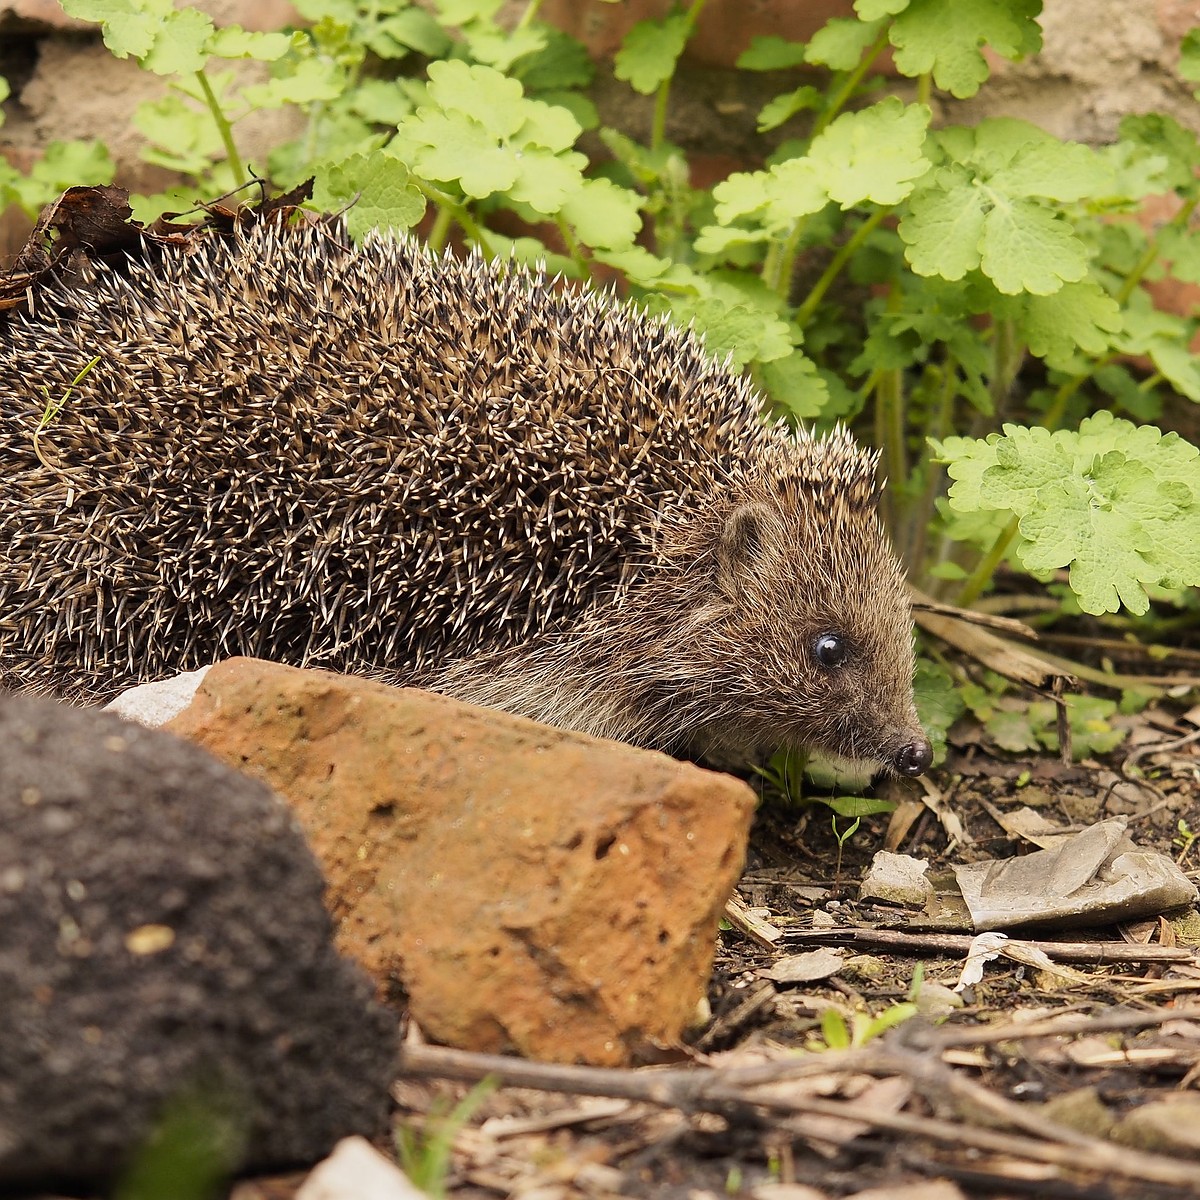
0 693 396 1188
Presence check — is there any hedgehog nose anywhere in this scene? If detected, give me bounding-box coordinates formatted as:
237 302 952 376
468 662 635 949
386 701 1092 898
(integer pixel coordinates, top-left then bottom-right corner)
894 736 933 777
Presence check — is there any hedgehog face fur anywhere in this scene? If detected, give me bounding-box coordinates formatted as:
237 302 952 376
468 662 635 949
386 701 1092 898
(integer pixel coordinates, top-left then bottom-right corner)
0 220 931 776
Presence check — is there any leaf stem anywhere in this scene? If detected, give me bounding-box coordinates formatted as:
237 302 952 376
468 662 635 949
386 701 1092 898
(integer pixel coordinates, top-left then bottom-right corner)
427 204 453 255
194 70 245 185
811 24 891 137
906 360 956 569
650 0 708 152
1041 354 1113 431
793 206 888 327
1116 191 1200 305
413 180 492 253
989 316 1022 419
956 516 1019 608
515 0 544 30
876 365 905 536
555 216 589 275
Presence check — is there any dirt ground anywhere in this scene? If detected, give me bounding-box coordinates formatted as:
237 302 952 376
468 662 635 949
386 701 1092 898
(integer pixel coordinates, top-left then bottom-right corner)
200 690 1200 1200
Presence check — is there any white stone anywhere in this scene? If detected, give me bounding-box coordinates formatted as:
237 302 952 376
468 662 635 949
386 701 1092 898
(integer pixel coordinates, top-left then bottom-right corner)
103 666 212 728
296 1136 428 1200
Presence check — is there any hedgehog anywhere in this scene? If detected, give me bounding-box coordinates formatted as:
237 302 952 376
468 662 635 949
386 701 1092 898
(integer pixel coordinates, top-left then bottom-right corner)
0 218 931 776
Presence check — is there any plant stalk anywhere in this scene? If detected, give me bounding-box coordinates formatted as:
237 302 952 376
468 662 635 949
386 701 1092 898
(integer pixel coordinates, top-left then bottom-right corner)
515 0 543 30
956 516 1019 608
195 70 245 185
650 0 708 152
793 206 888 326
811 24 891 137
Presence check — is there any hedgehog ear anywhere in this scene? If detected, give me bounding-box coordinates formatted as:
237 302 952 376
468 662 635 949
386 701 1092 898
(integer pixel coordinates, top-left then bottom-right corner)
716 502 774 594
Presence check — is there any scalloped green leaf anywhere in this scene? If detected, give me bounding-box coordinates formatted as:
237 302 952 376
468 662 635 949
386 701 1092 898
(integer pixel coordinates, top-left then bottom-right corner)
614 12 689 95
808 98 930 208
889 0 1042 99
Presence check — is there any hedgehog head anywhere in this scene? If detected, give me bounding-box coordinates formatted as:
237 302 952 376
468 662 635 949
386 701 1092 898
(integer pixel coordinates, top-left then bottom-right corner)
656 428 931 776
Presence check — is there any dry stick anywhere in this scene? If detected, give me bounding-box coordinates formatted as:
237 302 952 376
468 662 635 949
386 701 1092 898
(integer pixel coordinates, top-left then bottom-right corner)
400 1042 1200 1190
922 1004 1200 1050
780 926 1198 964
1123 725 1200 773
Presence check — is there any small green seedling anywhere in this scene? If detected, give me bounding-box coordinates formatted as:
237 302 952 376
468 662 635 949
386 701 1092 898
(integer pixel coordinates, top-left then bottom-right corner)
32 354 101 470
396 1075 497 1198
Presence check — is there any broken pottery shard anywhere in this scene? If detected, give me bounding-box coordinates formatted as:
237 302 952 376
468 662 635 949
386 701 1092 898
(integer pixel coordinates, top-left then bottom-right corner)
953 819 1198 932
167 657 758 1067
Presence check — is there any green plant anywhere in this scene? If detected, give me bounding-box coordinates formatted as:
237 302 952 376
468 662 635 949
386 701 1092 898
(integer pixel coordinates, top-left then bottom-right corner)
32 354 100 469
8 0 1199 757
959 671 1125 759
1175 818 1199 866
811 998 919 1052
113 1080 248 1200
396 1076 496 1197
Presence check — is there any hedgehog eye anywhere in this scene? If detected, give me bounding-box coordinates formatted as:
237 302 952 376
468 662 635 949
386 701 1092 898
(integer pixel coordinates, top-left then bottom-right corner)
813 632 848 669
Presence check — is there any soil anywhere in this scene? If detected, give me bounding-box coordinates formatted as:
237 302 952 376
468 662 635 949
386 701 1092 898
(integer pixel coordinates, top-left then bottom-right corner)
214 692 1195 1200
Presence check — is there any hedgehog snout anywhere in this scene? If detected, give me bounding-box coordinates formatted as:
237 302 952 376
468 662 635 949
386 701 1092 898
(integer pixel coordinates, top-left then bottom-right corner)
893 735 933 777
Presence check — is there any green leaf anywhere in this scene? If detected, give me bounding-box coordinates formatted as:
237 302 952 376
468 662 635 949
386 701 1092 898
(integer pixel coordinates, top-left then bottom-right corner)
942 415 1200 615
398 63 586 214
665 294 793 369
62 0 162 59
138 5 213 75
241 57 344 108
593 245 673 286
711 157 826 229
760 351 830 420
311 150 425 241
901 120 1098 294
465 25 548 72
134 94 222 175
208 26 294 61
889 0 1042 99
756 86 821 133
350 79 415 126
506 146 586 214
1156 223 1200 284
736 35 808 71
979 197 1088 295
856 0 910 18
1180 27 1200 83
405 110 520 197
1049 695 1125 758
1009 279 1122 369
806 16 886 70
1115 293 1200 401
63 0 219 73
379 9 451 57
434 0 503 23
514 97 582 153
515 28 594 91
8 139 116 215
424 59 525 139
1118 113 1200 194
808 98 930 207
614 12 690 95
897 164 986 280
913 660 965 764
559 177 641 250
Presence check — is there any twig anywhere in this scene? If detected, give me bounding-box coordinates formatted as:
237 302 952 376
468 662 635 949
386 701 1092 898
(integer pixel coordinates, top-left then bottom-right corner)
399 1041 1200 1190
1124 726 1200 774
779 926 1198 965
723 894 782 949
